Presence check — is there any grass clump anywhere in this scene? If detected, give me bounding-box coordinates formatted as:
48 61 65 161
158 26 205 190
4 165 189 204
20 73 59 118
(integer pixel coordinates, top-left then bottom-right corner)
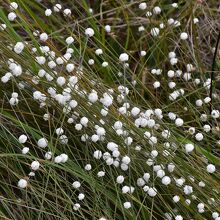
0 0 220 219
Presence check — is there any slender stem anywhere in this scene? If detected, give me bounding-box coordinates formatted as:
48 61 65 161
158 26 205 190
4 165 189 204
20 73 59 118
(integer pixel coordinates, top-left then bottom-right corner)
79 36 88 68
209 30 220 114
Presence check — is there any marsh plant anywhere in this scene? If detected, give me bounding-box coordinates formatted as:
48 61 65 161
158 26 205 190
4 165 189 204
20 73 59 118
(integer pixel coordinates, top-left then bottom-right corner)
0 0 220 219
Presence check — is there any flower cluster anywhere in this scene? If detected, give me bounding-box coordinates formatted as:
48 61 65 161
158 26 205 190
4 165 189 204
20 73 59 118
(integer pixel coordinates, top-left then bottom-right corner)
0 1 219 219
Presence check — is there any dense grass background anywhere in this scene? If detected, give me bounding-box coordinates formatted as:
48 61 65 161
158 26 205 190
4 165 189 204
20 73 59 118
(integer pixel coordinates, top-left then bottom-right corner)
0 0 220 219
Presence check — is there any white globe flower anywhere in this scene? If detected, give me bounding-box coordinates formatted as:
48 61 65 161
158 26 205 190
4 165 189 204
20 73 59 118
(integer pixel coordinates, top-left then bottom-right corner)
18 134 28 144
119 53 129 62
207 164 216 173
85 28 94 37
18 179 27 188
180 32 188 40
151 27 160 37
37 138 48 148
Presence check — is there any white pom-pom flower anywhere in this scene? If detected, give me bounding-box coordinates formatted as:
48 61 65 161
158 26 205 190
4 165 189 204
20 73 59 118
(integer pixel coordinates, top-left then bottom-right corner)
18 179 27 188
37 138 48 148
18 134 28 144
119 53 129 62
85 28 94 37
31 161 40 170
180 32 188 40
207 164 216 173
184 143 194 153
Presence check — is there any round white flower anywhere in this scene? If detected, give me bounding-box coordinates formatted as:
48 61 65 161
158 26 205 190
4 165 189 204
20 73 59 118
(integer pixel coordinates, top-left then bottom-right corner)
85 164 92 171
211 110 220 119
72 181 81 189
60 153 68 163
212 212 219 219
75 124 82 131
22 147 29 154
14 42 24 54
140 50 146 56
153 81 160 88
143 173 150 182
97 171 105 177
54 155 62 163
137 178 145 186
195 99 203 107
139 3 147 10
123 202 131 209
78 193 85 200
45 9 52 16
175 118 183 126
184 143 194 153
162 176 171 185
54 4 62 12
169 52 176 59
73 203 80 211
95 49 103 55
180 32 188 40
175 215 183 220
59 135 68 145
151 150 158 158
63 9 71 16
85 28 94 37
183 185 193 195
45 151 52 160
8 12 17 21
173 195 180 203
88 59 94 65
18 179 27 188
102 61 108 67
80 117 89 126
138 26 145 32
151 27 160 37
172 3 178 8
157 169 165 178
66 63 75 72
18 134 28 144
153 6 161 14
119 53 129 62
116 175 124 184
167 163 175 173
56 128 64 136
122 155 131 164
88 92 98 103
93 150 102 159
195 133 203 141
57 76 66 86
148 187 157 197
96 127 106 136
31 161 40 170
40 33 48 42
66 36 74 45
37 138 48 148
10 2 18 10
104 25 111 33
207 164 216 173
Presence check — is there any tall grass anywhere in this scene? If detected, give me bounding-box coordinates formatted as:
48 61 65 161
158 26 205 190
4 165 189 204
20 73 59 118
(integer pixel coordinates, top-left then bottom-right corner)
0 0 220 219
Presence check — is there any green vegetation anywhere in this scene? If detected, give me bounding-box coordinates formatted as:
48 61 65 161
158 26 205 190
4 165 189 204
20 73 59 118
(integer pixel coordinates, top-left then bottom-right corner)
0 0 220 219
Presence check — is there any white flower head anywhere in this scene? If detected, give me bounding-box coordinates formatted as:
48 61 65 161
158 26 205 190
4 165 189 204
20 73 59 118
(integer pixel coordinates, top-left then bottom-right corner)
18 179 27 188
207 164 216 173
18 134 28 144
85 28 94 37
31 160 40 170
37 137 48 148
180 32 188 40
184 143 194 153
151 27 160 37
119 53 129 62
